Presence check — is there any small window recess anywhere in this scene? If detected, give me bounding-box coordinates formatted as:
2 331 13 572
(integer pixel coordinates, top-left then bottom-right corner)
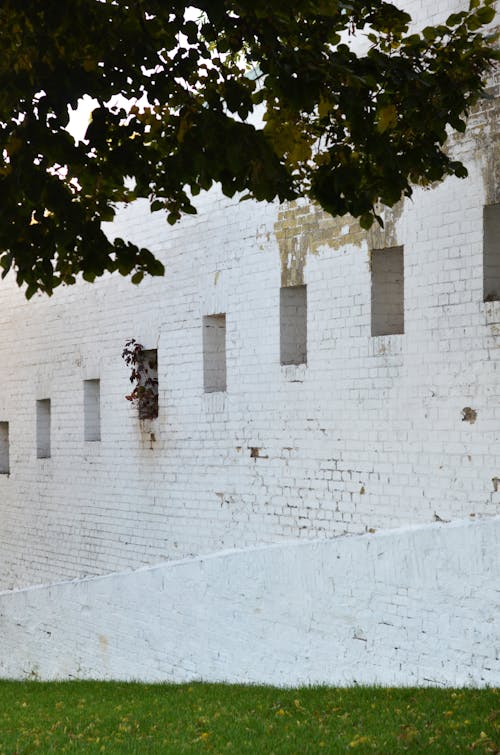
280 285 307 365
0 422 9 474
203 314 227 393
371 246 404 336
36 399 51 459
136 349 158 419
483 203 500 302
122 341 159 420
84 379 101 441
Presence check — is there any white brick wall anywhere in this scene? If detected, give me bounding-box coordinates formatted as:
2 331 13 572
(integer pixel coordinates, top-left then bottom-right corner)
0 0 498 592
0 519 497 686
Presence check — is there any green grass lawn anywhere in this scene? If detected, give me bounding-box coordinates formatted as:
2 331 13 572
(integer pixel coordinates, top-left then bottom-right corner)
0 681 497 753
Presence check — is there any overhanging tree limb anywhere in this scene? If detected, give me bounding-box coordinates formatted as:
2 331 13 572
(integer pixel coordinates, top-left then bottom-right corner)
0 0 497 296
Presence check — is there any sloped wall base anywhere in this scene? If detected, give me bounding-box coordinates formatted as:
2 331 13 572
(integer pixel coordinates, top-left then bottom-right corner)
0 518 498 686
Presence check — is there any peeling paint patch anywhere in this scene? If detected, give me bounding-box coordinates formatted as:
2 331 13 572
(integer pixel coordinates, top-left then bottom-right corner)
353 628 367 642
366 201 404 251
446 71 500 204
249 447 268 460
462 407 477 424
475 75 500 206
275 201 364 286
275 198 404 285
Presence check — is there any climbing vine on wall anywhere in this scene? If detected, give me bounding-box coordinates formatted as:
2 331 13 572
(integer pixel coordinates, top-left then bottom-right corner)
122 339 159 420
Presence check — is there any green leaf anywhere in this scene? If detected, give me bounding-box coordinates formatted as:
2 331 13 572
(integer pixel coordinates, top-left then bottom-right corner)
359 214 374 230
376 105 397 133
452 163 468 178
422 26 437 41
476 6 496 24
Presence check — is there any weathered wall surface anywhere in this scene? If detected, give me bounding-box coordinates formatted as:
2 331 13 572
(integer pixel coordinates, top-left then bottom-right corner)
0 519 497 686
0 0 498 591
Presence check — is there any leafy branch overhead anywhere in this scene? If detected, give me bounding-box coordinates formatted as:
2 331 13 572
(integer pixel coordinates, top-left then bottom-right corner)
0 0 497 296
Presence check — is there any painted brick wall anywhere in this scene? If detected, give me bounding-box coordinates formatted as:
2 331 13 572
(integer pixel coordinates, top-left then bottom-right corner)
0 0 498 590
0 519 497 686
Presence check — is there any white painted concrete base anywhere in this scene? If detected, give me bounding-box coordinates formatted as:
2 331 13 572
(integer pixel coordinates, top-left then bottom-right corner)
0 517 498 686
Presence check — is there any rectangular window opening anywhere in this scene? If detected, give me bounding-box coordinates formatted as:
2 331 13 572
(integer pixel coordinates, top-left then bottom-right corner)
84 379 101 441
280 285 307 365
371 246 404 336
137 349 158 420
203 314 227 393
483 203 500 302
36 399 51 459
0 422 9 474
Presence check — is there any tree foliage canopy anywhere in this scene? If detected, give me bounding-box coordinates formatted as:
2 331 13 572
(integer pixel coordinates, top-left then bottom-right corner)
0 0 497 296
